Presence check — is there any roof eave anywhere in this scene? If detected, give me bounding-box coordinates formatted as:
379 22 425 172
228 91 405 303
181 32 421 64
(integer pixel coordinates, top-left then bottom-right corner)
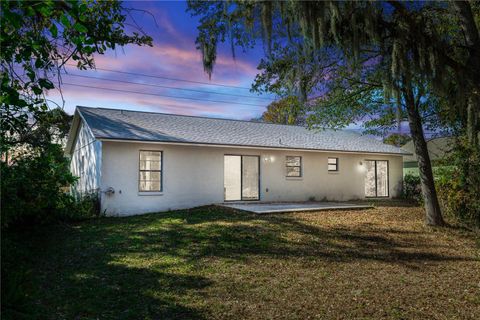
97 137 411 156
65 107 97 155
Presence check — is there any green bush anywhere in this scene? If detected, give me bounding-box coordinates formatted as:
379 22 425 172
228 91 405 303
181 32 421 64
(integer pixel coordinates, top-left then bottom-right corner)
63 191 103 220
403 173 423 204
1 144 74 228
1 144 101 229
435 140 480 226
403 136 480 227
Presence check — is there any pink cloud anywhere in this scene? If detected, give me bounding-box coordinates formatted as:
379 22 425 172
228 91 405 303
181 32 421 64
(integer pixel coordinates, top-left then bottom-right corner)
47 75 267 120
89 46 258 88
148 45 258 75
53 2 270 121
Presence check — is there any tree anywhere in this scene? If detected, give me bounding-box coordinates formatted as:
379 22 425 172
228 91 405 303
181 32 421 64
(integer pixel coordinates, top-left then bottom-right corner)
1 143 77 228
1 0 152 154
2 108 73 165
252 43 337 101
188 1 480 226
1 1 152 227
260 96 305 125
383 134 411 147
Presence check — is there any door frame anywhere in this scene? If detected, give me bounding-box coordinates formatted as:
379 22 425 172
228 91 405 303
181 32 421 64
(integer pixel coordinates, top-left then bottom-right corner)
224 154 261 202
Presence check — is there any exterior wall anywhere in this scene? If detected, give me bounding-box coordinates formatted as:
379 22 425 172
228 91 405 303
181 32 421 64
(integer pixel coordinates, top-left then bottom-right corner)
100 141 403 216
70 121 102 195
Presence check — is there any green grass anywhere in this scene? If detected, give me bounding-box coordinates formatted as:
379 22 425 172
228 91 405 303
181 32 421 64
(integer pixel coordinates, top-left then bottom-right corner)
2 205 480 319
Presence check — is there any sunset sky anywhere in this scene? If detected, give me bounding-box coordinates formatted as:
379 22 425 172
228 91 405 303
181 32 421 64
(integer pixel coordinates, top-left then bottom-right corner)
47 0 416 135
51 1 274 120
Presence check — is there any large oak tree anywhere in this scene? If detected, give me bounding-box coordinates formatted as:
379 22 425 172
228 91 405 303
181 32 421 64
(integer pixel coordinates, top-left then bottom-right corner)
188 0 480 226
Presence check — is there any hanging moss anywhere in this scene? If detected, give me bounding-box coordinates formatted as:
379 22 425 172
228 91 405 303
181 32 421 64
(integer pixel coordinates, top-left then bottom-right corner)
198 34 217 79
329 2 339 44
189 0 479 141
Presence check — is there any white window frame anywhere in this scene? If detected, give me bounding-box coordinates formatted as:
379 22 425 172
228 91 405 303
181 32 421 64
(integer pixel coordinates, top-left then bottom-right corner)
138 150 163 192
286 156 302 177
328 157 339 172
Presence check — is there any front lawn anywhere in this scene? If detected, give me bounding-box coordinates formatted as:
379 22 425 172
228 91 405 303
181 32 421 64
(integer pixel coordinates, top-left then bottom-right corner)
3 205 479 319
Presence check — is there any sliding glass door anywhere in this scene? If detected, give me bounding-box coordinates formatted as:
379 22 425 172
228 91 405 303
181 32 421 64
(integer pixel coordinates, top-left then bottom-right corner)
224 155 259 201
365 160 389 197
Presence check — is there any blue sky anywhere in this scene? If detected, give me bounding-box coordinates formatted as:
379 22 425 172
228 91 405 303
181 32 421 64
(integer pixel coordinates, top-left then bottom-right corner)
51 0 273 120
48 1 416 136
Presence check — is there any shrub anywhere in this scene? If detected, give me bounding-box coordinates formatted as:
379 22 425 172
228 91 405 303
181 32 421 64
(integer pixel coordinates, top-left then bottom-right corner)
403 173 422 204
1 144 102 229
436 168 480 226
62 191 103 220
435 139 480 226
1 144 75 228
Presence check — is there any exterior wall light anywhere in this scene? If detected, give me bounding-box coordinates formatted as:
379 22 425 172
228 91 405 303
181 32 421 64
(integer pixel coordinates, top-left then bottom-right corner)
263 155 275 163
357 161 366 173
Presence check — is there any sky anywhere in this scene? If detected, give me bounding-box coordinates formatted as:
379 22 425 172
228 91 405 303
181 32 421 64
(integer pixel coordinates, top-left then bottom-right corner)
44 0 415 136
50 0 273 120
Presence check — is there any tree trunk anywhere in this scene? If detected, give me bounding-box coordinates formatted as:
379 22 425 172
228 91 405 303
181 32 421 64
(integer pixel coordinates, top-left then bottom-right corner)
404 84 445 226
467 95 480 149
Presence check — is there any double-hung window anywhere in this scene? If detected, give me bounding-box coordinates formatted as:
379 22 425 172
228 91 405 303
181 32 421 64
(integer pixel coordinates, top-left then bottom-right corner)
286 156 302 177
328 157 339 171
139 151 162 192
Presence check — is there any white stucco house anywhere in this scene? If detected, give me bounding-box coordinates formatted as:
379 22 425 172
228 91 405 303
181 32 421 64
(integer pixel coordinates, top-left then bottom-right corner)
65 106 409 216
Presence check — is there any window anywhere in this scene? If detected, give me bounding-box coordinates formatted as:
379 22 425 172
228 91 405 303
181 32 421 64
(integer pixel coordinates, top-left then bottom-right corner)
364 160 389 197
286 156 302 177
139 151 162 192
328 157 338 171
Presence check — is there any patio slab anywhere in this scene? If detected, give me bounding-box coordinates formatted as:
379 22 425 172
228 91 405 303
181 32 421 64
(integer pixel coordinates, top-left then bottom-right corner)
219 202 373 214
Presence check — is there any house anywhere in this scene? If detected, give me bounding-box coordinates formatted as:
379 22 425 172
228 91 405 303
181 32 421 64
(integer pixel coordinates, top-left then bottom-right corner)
65 106 409 216
402 137 454 176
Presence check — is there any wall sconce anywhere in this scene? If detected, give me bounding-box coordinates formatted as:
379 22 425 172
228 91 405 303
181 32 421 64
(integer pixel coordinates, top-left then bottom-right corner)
263 155 275 163
357 160 366 173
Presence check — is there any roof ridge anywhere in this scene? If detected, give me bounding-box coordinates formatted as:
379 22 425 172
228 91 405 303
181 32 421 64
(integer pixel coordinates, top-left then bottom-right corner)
77 105 339 131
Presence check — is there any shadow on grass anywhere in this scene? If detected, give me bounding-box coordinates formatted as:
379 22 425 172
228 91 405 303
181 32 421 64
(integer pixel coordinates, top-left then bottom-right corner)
113 206 474 266
2 205 477 319
2 223 212 319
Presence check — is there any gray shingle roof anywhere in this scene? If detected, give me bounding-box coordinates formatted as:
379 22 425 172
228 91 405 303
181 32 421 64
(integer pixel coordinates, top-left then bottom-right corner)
77 106 408 155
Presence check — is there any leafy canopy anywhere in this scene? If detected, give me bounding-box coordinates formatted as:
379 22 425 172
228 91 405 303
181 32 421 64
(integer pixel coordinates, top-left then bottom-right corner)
188 1 479 133
260 96 305 125
0 0 153 152
383 133 411 147
0 1 153 229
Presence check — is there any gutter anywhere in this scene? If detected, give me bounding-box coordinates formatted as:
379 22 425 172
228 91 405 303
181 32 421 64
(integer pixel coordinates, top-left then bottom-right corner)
97 137 413 156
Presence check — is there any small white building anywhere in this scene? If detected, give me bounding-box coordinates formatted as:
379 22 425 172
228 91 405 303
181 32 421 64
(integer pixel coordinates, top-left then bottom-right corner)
65 106 408 216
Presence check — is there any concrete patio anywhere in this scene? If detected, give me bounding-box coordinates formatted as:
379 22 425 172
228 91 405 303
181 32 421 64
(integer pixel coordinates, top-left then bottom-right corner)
219 202 373 214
